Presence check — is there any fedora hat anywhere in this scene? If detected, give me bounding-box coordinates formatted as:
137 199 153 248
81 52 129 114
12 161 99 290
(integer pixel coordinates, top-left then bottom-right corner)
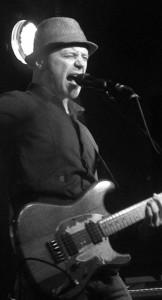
25 17 98 66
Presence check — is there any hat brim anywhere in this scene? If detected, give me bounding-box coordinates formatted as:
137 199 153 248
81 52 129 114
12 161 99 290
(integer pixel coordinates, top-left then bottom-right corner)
25 41 98 66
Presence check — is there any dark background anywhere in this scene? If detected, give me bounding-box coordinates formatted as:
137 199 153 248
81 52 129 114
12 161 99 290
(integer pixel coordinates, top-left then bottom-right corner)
1 0 162 289
1 0 162 202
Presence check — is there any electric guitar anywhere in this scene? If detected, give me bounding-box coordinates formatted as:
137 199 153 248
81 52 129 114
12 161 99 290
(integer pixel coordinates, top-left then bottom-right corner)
11 180 162 299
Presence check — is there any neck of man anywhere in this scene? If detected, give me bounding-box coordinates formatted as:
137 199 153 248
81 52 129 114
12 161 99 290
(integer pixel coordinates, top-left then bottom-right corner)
32 71 70 114
62 98 70 114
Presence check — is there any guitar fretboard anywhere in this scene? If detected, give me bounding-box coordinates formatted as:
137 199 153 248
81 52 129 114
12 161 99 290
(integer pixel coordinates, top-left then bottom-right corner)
99 194 162 237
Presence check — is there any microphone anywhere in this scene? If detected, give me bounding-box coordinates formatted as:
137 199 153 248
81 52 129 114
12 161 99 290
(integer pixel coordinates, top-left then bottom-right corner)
68 73 109 90
68 73 139 99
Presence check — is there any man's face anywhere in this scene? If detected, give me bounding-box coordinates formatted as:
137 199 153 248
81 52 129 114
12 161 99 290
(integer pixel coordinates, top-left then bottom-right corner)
46 46 89 100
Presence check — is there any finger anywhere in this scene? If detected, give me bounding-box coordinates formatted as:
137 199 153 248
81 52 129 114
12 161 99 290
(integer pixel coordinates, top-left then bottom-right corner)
147 197 160 226
153 193 162 212
153 193 162 225
145 204 154 226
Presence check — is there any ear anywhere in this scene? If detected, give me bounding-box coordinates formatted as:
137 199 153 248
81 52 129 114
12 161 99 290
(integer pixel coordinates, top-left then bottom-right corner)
35 58 46 71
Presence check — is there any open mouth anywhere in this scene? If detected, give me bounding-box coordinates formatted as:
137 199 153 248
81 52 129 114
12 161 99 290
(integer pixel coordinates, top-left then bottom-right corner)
67 74 79 85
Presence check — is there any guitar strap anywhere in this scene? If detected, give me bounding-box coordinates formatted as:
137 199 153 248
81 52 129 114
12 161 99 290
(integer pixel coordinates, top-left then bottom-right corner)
97 152 119 188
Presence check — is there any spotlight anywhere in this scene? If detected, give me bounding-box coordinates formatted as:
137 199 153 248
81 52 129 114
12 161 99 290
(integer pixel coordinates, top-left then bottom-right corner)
11 20 37 64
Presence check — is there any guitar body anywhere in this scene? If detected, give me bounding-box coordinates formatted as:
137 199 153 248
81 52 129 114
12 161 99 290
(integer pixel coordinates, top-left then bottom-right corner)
12 181 131 299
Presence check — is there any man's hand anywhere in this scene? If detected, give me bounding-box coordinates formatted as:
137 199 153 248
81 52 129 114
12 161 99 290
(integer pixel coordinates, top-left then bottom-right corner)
145 193 162 227
138 193 162 240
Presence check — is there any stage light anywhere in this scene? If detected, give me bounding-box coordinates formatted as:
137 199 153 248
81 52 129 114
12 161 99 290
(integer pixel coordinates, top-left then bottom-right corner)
11 20 37 64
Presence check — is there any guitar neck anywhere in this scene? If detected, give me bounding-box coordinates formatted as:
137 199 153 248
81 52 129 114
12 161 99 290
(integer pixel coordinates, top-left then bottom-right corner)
99 193 162 237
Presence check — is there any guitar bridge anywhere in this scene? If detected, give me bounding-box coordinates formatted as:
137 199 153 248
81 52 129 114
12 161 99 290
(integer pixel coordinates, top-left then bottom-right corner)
47 239 65 263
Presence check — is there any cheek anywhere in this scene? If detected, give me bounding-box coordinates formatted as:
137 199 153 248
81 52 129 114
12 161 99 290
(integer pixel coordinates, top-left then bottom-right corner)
51 64 68 83
48 65 64 86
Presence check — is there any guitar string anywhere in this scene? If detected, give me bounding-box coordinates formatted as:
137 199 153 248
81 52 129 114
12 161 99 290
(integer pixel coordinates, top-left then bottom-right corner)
62 203 146 251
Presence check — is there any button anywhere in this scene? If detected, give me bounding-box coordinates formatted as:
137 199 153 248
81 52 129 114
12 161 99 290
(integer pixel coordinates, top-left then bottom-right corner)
60 175 65 182
82 182 88 190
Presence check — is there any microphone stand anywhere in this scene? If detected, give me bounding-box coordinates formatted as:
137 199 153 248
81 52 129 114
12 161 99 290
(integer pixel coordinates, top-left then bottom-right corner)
102 86 162 155
71 73 162 155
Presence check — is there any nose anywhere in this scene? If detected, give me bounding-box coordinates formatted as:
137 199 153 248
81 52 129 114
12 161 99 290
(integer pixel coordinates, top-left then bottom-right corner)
74 57 86 70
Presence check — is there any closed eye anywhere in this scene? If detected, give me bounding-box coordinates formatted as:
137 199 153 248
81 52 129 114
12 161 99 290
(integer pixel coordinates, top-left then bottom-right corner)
82 55 88 62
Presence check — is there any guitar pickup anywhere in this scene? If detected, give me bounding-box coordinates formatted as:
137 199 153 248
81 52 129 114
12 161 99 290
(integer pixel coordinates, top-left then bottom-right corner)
60 232 78 256
85 221 103 244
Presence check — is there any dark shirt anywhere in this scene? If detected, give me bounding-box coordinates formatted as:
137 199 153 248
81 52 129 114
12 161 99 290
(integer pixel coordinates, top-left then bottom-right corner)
0 83 99 211
0 85 132 300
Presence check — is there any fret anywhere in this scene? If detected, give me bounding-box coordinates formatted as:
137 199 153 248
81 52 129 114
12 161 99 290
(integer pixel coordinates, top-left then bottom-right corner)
99 199 151 237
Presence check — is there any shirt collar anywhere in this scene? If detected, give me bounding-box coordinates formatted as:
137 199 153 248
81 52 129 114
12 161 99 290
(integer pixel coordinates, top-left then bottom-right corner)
68 99 85 118
28 83 85 117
